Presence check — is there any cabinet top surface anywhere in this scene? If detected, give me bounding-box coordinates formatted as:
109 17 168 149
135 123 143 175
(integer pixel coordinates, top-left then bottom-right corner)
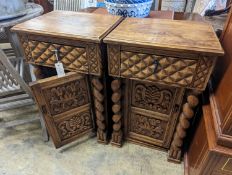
104 18 224 56
12 11 122 43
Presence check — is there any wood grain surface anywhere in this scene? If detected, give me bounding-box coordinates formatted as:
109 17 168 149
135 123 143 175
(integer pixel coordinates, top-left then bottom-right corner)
214 8 232 136
30 72 95 148
185 10 232 174
12 11 123 43
209 9 232 148
104 18 224 56
185 104 232 175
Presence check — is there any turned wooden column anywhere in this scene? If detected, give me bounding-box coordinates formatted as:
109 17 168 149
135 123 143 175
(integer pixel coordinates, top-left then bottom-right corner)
111 78 123 147
168 92 200 163
91 77 107 144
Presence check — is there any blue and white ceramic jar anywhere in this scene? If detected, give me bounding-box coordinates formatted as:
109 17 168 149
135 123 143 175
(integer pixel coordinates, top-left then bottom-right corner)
105 0 153 18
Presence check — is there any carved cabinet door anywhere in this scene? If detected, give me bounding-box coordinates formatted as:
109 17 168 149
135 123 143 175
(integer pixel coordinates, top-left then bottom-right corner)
125 80 184 149
30 72 94 148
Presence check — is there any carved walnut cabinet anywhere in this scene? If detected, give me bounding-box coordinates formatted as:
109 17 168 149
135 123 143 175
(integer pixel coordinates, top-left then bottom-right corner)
104 18 224 162
12 11 123 148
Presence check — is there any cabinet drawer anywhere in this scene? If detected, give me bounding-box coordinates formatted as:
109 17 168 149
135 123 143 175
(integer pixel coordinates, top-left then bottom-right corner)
20 35 102 76
108 45 216 91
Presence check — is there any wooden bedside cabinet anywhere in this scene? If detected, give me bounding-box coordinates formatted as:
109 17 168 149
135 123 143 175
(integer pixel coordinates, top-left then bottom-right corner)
104 18 224 162
12 11 123 148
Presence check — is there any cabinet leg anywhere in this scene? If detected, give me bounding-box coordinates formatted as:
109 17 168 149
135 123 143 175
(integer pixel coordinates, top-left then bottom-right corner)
91 77 107 144
168 93 199 163
111 79 123 147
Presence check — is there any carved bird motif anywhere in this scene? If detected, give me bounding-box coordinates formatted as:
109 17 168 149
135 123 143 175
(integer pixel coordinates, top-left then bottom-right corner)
134 84 172 112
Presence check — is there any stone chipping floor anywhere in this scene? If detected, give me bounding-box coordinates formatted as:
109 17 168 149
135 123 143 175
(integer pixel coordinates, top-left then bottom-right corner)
0 105 183 175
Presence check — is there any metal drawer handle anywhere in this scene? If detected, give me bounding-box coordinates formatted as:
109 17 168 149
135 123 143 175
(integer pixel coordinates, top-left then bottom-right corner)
52 49 60 62
154 60 159 73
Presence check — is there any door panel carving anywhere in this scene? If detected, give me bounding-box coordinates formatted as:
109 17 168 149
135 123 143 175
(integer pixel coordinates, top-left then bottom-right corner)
130 112 167 141
54 107 93 141
30 72 94 148
132 82 176 115
125 80 184 148
43 79 89 115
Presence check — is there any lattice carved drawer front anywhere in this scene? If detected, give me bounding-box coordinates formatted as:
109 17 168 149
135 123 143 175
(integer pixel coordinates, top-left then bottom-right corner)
126 80 184 148
108 45 216 91
20 35 102 76
30 72 94 148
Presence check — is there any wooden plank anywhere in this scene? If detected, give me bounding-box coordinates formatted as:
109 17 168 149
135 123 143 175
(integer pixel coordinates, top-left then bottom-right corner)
0 98 34 111
0 93 30 104
0 117 39 128
0 88 22 97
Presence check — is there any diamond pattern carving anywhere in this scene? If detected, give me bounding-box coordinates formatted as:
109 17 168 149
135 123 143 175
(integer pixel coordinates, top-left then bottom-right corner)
107 45 215 90
87 44 102 75
19 37 102 76
108 45 120 76
192 57 214 89
19 35 32 62
29 40 88 73
0 62 19 89
121 51 198 87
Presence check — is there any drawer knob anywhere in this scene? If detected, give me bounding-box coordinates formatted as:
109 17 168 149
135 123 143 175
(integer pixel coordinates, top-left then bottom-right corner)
154 60 159 73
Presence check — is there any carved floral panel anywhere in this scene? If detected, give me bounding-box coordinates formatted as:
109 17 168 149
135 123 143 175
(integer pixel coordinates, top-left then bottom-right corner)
43 79 89 115
130 112 167 141
131 81 177 115
55 110 93 141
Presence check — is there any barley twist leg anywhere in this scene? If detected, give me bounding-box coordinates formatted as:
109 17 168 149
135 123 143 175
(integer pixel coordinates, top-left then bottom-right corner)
168 94 199 163
111 79 122 147
92 78 107 144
